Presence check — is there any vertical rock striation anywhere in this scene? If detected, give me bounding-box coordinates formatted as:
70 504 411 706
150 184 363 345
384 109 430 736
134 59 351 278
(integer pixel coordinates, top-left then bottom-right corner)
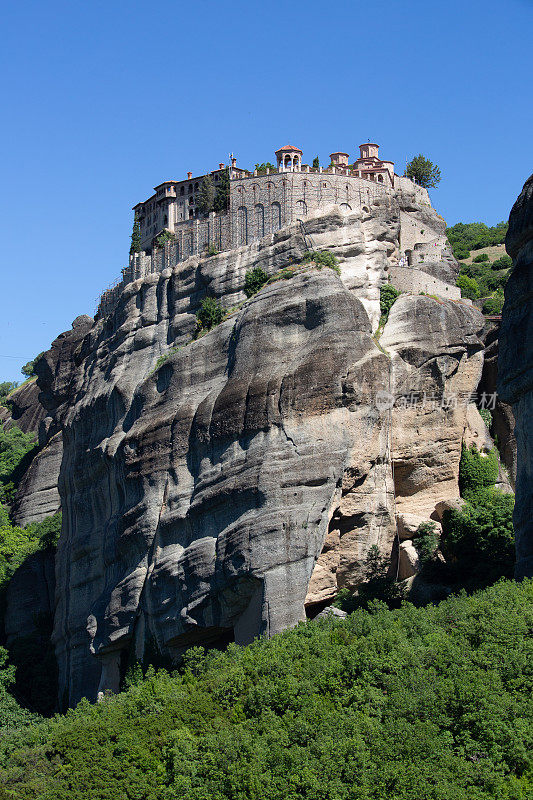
498 174 533 578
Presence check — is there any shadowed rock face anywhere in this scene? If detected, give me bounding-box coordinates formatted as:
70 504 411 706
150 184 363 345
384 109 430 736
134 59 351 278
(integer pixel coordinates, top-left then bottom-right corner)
498 174 533 579
54 268 395 705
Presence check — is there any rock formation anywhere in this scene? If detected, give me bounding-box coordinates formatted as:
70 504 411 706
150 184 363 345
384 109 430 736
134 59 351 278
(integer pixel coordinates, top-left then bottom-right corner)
5 197 489 706
498 174 533 579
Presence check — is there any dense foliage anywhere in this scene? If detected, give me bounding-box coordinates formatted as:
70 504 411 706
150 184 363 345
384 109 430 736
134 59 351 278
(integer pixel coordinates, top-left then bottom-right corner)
301 250 340 273
456 274 480 300
198 175 215 214
155 230 176 248
379 284 401 324
458 444 500 499
446 221 508 261
0 508 61 601
129 213 141 255
196 297 224 331
213 168 229 213
244 267 269 298
254 162 275 174
0 425 36 504
20 353 43 379
0 579 531 798
404 154 441 188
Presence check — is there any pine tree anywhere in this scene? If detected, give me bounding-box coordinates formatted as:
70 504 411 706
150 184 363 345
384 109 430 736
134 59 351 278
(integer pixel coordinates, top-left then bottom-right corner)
198 175 215 215
404 154 441 188
130 214 141 255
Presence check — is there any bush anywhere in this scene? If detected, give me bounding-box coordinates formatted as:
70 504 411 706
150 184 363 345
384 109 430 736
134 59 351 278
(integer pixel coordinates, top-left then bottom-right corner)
301 250 340 273
492 254 512 270
415 521 440 565
244 267 269 298
196 297 224 331
21 353 44 379
206 244 218 257
483 295 505 315
0 425 36 504
155 230 176 248
479 408 492 428
379 284 401 324
456 273 480 300
458 443 499 499
473 252 489 262
441 490 515 588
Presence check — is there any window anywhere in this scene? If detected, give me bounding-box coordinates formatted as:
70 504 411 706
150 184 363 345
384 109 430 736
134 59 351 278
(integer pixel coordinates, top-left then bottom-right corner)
180 186 184 195
296 199 307 218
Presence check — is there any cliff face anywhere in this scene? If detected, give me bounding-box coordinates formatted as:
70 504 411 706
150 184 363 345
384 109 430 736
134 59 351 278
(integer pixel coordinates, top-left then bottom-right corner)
498 174 533 578
8 315 93 527
7 199 485 706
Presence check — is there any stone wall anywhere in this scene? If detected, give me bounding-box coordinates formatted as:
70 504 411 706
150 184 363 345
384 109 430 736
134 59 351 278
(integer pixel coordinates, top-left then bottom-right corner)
388 266 461 299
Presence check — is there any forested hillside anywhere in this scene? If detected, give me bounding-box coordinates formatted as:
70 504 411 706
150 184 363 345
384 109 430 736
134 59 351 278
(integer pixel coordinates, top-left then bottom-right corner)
0 579 532 799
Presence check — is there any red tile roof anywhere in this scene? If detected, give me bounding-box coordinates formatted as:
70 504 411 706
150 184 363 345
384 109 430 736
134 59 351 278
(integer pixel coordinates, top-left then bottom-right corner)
275 144 303 153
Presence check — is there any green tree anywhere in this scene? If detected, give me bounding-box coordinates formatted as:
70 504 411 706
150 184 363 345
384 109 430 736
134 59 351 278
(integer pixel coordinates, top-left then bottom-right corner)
244 267 269 298
404 154 442 188
196 297 224 331
0 384 17 407
21 353 44 378
130 213 141 255
0 425 36 503
312 156 319 169
213 168 230 213
483 295 505 315
198 175 215 214
473 252 489 263
254 162 275 175
458 443 499 499
456 274 480 300
380 284 401 323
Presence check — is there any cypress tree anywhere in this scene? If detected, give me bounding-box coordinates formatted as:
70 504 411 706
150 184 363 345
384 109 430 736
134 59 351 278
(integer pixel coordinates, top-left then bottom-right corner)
130 214 141 255
213 168 230 213
198 175 215 215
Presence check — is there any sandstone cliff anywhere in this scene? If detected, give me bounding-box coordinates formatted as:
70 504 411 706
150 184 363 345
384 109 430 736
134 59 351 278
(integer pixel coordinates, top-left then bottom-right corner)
5 198 488 706
498 174 533 578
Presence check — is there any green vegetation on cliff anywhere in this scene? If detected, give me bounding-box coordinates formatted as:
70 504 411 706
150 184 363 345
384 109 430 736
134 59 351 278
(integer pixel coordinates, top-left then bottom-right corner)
0 425 37 505
0 579 532 798
446 221 508 261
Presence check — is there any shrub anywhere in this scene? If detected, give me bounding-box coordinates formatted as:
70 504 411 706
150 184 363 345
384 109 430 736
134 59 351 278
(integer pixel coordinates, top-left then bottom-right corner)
0 425 37 504
473 252 489 262
206 244 218 257
483 295 504 315
456 273 480 300
244 267 269 298
446 221 508 259
21 353 44 378
254 162 275 175
301 250 340 273
492 254 512 270
441 490 515 588
458 443 499 499
196 297 224 331
155 230 176 248
479 408 492 428
415 521 440 565
379 284 401 324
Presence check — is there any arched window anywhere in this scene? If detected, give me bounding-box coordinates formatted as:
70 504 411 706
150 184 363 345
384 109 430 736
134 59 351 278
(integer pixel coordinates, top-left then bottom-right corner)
377 174 384 183
254 203 265 238
296 199 307 218
271 201 281 231
340 203 352 214
238 206 248 245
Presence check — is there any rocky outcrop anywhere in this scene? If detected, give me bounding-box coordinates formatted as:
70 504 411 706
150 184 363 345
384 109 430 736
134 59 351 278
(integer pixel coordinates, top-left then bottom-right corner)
10 315 93 527
5 198 484 706
0 378 46 435
381 295 485 517
498 174 533 578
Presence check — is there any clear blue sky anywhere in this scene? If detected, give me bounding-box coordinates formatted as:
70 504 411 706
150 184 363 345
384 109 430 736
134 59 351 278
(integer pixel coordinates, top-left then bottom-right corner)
1 0 532 383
